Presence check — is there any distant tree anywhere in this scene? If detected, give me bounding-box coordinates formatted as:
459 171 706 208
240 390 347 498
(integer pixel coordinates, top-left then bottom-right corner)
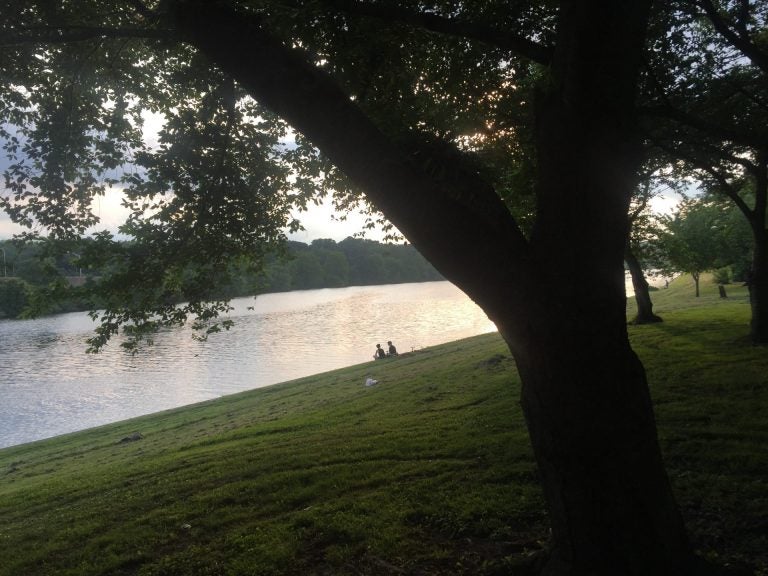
259 260 292 293
625 169 675 324
656 199 724 297
318 250 350 287
643 0 768 341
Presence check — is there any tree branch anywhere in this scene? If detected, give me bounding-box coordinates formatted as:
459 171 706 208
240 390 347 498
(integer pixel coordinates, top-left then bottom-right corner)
170 1 534 318
656 140 754 218
640 103 766 148
697 0 768 74
275 0 554 64
1 25 172 47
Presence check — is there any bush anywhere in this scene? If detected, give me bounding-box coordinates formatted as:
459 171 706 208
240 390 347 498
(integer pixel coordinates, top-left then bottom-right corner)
713 267 731 285
0 278 30 319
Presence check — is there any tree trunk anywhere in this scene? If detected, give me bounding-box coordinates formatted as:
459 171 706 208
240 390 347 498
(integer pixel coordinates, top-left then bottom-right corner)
749 229 768 343
176 1 693 573
748 156 768 343
501 307 690 574
693 272 701 297
625 245 663 324
517 1 691 572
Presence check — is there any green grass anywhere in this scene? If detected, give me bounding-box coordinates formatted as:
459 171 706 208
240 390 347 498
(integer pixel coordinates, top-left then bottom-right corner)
1 274 766 575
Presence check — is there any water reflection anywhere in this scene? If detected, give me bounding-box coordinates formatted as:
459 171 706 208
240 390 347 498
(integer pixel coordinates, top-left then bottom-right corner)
0 281 496 448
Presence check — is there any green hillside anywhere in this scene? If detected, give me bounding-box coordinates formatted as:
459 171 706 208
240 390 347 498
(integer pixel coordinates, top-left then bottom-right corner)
1 275 766 575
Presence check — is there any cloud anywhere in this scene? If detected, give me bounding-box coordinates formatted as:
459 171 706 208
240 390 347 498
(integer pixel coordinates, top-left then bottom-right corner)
649 192 682 215
289 199 385 242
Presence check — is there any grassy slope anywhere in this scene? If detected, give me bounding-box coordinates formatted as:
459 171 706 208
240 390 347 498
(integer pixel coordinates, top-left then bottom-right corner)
1 275 766 576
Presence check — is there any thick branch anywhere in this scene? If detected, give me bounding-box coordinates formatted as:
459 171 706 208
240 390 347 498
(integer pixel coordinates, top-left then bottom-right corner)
641 103 766 148
754 152 767 230
275 0 553 64
698 0 768 74
171 1 533 319
629 180 653 223
657 140 755 218
1 25 171 46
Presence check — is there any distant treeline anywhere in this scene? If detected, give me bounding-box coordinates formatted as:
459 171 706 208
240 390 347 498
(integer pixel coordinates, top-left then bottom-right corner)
0 237 443 319
229 238 444 296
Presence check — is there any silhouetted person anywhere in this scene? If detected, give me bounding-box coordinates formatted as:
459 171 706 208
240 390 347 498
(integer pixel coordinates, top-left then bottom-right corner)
374 343 386 359
387 341 398 356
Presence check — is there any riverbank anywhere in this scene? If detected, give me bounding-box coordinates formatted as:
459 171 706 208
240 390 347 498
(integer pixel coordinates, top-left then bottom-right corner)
0 281 494 448
1 275 766 575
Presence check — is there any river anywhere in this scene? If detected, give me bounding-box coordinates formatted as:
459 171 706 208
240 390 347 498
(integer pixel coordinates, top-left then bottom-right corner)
0 281 496 448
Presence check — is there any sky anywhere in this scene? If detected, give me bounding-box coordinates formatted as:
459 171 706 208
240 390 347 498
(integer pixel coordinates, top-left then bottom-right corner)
0 185 383 242
0 186 685 243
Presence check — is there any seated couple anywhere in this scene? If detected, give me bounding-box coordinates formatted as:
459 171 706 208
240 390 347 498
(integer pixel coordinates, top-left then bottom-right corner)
374 341 398 359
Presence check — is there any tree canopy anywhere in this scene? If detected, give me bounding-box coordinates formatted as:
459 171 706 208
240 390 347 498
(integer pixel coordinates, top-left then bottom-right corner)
2 1 766 574
655 198 729 296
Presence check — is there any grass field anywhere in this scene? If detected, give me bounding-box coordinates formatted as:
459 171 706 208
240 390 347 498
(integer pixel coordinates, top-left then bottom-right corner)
1 275 766 575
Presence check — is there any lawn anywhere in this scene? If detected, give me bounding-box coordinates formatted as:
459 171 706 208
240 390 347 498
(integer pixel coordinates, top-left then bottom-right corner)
1 274 766 575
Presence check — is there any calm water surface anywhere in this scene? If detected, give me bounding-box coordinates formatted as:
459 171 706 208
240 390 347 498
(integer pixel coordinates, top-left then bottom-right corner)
0 281 496 448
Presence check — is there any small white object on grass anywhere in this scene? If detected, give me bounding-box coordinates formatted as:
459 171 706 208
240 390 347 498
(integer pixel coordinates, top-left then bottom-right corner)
365 376 378 387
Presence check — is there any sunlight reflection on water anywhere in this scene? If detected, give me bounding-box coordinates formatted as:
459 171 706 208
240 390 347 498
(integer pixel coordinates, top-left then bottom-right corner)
0 281 496 448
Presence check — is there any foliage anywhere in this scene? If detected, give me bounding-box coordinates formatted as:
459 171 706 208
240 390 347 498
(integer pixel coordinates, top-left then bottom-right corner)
0 237 442 319
655 198 735 295
712 194 756 281
0 278 29 318
225 237 443 295
0 2 762 336
0 0 559 347
643 0 768 338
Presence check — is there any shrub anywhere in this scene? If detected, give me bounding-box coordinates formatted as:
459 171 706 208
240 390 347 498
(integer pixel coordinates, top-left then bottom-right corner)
0 278 30 319
713 267 731 285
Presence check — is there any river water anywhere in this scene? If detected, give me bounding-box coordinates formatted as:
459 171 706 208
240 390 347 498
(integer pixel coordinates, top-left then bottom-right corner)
0 281 496 448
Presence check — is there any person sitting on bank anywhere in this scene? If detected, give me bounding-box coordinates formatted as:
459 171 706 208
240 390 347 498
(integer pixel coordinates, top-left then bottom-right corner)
374 343 387 360
387 341 398 356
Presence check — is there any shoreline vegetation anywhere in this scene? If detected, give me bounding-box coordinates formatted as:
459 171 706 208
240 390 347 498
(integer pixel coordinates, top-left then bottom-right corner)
0 237 443 320
1 274 766 575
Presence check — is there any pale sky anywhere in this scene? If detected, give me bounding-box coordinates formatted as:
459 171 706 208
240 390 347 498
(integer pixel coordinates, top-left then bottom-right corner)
648 190 685 215
0 187 684 242
0 186 382 242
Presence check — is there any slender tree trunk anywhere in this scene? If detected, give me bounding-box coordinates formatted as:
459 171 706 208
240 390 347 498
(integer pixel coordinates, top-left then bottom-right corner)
693 272 701 297
625 245 663 324
748 156 768 343
749 229 768 343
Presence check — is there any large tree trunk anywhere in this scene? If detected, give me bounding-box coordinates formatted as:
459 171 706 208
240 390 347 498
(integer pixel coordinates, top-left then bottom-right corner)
503 316 689 574
625 245 663 324
513 1 690 572
176 1 693 573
